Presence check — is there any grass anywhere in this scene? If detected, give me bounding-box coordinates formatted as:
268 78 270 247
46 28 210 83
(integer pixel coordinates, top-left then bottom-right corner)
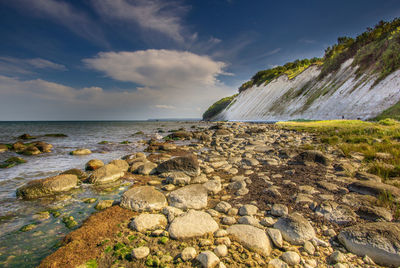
202 94 238 120
277 119 400 180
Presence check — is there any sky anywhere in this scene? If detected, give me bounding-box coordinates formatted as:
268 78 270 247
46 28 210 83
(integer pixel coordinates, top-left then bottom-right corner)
0 0 400 120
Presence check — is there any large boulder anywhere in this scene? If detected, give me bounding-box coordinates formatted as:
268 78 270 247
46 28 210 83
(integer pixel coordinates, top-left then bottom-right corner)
120 186 167 211
129 214 167 232
293 150 330 166
168 184 208 209
274 213 316 245
227 224 272 256
348 180 400 198
16 174 78 199
156 155 200 177
314 201 357 225
87 164 125 184
109 159 129 172
168 210 219 239
338 222 400 267
33 141 53 153
85 159 104 171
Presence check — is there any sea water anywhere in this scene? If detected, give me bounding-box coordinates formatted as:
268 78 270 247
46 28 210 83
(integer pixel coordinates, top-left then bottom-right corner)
0 121 206 267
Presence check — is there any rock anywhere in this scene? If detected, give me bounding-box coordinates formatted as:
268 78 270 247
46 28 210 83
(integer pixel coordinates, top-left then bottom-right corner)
165 172 191 185
156 154 200 177
281 251 300 266
203 180 222 194
242 158 259 166
120 186 167 211
214 201 232 213
196 251 220 268
109 159 129 172
191 174 208 184
214 245 228 257
341 192 377 208
239 204 258 216
221 216 236 225
271 204 288 217
338 222 400 267
238 216 262 228
137 162 157 175
22 146 41 155
13 141 26 151
356 205 393 222
214 229 228 237
314 201 357 225
70 148 91 155
274 213 316 245
268 258 288 268
132 246 150 259
355 171 382 182
168 210 219 239
95 200 114 210
294 150 330 165
161 206 184 222
87 164 125 184
85 159 104 171
168 184 208 209
260 217 276 227
16 174 78 199
160 143 176 151
34 141 53 152
181 247 197 261
129 214 167 232
267 228 283 248
0 144 8 153
19 133 36 140
317 181 339 192
348 180 400 198
170 131 193 140
226 224 272 256
60 168 88 180
329 251 347 264
303 240 315 255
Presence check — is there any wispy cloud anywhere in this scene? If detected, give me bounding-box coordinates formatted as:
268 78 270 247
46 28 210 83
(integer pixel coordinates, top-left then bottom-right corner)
153 105 176 109
6 0 108 46
0 56 67 76
299 38 316 44
91 0 191 43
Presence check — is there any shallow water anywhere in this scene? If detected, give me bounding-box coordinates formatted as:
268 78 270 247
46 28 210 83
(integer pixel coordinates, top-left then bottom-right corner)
0 120 206 267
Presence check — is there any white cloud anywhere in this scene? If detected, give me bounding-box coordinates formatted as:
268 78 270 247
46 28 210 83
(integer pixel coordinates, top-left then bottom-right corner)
0 59 234 120
7 0 107 45
153 105 176 109
83 49 227 88
91 0 190 43
0 56 67 75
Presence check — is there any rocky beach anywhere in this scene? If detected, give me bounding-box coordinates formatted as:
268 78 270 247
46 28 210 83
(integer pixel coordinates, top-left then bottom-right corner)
6 121 400 267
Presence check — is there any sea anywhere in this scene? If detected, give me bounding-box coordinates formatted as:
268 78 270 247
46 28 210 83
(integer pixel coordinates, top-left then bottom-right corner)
0 120 208 267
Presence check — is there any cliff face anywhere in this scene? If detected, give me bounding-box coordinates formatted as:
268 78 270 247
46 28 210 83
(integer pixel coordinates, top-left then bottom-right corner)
212 59 400 121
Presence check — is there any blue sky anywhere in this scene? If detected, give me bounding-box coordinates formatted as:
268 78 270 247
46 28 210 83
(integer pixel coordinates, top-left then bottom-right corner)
0 0 399 120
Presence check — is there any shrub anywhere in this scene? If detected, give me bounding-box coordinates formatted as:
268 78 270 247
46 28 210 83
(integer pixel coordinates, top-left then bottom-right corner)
202 94 238 120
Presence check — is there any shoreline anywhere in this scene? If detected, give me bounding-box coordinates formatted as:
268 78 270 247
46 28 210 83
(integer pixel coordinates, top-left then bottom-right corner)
5 120 400 267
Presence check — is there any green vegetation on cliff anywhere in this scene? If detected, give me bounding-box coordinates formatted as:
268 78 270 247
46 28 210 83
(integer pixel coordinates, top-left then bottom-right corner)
239 18 400 93
374 101 400 121
202 94 237 120
239 58 322 92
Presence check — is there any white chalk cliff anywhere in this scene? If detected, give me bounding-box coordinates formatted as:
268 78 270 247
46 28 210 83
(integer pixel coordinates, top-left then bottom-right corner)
213 59 400 121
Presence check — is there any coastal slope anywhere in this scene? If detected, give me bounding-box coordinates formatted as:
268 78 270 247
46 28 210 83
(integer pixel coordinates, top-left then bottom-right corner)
204 18 400 121
213 60 400 121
